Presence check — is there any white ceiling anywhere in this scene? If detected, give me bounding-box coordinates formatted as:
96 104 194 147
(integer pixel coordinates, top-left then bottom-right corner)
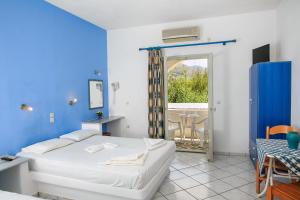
47 0 281 29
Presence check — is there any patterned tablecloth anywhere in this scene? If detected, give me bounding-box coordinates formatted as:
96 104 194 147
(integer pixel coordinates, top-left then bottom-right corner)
257 139 300 177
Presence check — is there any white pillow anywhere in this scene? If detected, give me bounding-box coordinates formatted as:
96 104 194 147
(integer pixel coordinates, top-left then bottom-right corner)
22 138 74 154
60 129 101 142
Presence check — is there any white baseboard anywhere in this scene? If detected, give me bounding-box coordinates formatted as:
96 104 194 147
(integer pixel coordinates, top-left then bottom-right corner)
214 151 249 157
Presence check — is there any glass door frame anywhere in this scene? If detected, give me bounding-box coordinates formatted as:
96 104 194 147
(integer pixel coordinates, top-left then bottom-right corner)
164 53 214 161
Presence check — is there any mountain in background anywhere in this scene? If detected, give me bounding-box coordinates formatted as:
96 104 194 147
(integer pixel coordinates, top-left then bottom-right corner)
170 63 207 77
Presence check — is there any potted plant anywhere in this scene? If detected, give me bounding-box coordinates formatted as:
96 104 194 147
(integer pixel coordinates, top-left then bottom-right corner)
96 111 103 119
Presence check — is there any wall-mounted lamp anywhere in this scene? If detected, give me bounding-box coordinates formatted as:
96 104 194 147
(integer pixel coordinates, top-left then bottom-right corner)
20 104 33 112
68 98 78 106
94 70 101 76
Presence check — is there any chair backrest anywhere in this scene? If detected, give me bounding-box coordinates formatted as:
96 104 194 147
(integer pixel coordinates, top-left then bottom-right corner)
266 125 296 139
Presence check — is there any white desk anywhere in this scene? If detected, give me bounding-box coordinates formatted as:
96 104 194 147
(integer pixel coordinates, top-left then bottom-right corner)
82 116 125 137
0 157 36 195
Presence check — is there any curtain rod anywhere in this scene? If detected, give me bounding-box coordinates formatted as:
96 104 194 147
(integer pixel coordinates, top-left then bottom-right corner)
139 39 237 51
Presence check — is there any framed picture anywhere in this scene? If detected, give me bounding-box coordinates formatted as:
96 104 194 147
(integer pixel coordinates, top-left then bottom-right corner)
88 80 103 109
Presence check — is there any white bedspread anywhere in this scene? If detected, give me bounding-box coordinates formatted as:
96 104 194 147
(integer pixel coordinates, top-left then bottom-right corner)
18 136 175 189
0 190 41 200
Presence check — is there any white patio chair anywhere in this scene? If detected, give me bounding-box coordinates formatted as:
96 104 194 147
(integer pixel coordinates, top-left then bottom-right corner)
168 120 182 141
192 117 208 146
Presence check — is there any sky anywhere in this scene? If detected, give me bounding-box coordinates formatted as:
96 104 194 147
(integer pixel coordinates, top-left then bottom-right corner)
183 59 208 68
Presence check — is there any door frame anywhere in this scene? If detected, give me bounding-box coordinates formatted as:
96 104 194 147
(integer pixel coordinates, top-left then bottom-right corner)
164 53 214 161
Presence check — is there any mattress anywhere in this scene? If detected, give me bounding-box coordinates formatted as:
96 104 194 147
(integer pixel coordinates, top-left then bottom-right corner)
0 190 41 200
18 136 175 190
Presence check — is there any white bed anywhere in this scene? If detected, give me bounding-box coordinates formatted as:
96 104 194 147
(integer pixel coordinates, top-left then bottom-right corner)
18 136 175 200
0 190 41 200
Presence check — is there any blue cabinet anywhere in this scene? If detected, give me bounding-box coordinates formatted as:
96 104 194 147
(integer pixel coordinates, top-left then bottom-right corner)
249 62 291 166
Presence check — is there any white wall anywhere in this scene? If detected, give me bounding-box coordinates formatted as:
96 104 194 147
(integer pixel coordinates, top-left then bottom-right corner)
108 11 277 154
276 0 300 128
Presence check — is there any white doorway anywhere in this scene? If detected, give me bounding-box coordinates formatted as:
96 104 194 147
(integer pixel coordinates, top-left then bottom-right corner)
164 54 214 161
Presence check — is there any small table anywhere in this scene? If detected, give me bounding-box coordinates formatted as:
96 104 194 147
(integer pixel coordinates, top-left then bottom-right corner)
256 139 300 197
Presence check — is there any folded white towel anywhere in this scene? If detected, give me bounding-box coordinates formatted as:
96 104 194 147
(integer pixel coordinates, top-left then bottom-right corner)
144 138 166 150
145 138 164 146
105 151 148 166
85 144 104 153
103 143 119 149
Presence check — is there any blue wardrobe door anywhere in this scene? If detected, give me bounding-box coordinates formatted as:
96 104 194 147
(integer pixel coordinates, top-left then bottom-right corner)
258 62 291 139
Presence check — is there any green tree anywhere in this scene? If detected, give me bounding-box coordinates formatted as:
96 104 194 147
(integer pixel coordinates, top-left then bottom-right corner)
168 69 208 103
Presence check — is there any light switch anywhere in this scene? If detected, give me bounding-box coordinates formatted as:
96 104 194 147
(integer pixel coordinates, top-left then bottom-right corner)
50 112 55 124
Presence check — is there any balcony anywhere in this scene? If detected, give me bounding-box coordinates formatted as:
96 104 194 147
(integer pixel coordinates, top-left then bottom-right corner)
167 103 209 152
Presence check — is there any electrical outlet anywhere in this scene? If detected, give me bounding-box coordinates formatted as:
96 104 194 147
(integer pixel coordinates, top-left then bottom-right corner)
50 112 55 124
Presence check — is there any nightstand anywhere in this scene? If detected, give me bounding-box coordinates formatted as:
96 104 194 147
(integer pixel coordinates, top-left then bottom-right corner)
0 157 36 195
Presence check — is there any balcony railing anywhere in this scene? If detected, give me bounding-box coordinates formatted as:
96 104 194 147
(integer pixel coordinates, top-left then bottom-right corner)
167 103 209 152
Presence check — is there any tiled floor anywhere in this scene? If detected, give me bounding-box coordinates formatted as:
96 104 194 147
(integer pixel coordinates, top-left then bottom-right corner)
153 152 263 200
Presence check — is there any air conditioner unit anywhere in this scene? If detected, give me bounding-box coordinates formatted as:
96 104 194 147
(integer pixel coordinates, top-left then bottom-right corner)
162 27 200 43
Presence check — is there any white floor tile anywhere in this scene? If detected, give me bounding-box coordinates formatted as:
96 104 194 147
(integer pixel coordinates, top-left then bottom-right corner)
154 192 164 198
235 162 255 171
169 166 176 172
166 190 196 200
153 196 168 200
172 158 181 164
222 166 246 175
211 160 230 168
204 195 227 200
195 163 218 172
221 189 254 200
224 157 245 165
221 175 249 188
185 159 204 166
204 180 234 194
207 169 232 179
153 192 167 200
159 181 183 195
214 155 229 161
173 177 201 189
236 171 256 182
238 183 257 197
172 161 191 170
180 167 203 176
168 170 188 180
186 185 217 200
191 173 217 184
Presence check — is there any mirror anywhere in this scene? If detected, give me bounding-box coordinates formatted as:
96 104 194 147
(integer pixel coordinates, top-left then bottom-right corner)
89 80 103 109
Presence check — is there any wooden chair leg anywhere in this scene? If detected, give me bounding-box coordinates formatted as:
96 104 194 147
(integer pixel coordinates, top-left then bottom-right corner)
256 160 261 194
267 186 273 200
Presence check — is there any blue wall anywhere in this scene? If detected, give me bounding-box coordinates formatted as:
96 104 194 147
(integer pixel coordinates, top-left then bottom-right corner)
0 0 108 155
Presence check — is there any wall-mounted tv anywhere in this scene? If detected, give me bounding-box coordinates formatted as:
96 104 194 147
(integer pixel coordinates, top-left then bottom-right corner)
252 44 270 64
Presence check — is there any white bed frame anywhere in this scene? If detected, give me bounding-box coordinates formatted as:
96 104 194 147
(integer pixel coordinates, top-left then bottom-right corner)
29 155 173 200
0 191 42 200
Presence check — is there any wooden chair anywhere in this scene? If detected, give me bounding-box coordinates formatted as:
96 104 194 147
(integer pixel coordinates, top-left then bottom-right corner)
267 181 300 200
266 125 296 139
256 125 296 194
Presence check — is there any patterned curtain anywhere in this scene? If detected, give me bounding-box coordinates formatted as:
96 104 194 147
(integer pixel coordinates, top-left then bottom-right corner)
148 49 165 139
